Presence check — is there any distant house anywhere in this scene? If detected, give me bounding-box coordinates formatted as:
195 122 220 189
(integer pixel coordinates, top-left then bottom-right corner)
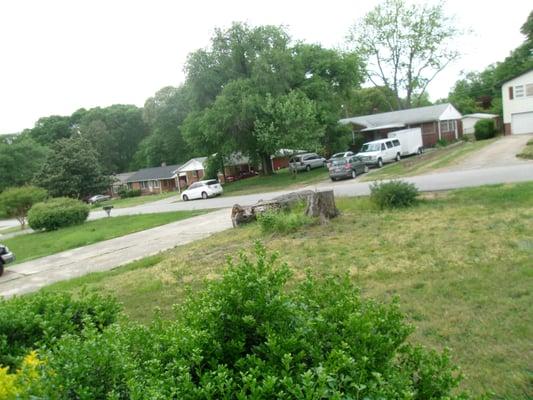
110 171 135 197
126 164 181 194
501 68 533 135
462 113 500 135
177 157 207 188
339 103 463 147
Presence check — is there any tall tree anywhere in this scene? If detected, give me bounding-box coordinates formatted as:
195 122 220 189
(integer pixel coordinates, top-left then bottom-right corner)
24 115 73 145
35 135 110 199
348 0 460 109
0 137 48 192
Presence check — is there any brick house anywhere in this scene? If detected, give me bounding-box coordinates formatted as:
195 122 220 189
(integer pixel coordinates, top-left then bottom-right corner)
339 103 463 147
126 164 181 195
177 157 207 189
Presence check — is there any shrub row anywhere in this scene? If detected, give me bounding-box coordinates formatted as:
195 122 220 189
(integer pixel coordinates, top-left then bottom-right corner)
0 244 469 399
370 180 419 209
118 188 142 198
28 197 89 231
474 119 496 140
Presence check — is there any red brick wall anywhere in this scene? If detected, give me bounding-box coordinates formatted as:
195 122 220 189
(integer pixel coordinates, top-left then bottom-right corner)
504 123 511 136
421 122 438 147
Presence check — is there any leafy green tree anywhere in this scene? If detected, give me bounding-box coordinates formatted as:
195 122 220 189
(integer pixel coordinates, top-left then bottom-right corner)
35 135 110 199
348 0 460 109
0 186 48 228
23 115 73 145
0 137 48 192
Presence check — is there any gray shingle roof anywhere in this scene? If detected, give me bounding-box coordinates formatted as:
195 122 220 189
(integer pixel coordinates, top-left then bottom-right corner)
339 103 452 129
126 164 181 183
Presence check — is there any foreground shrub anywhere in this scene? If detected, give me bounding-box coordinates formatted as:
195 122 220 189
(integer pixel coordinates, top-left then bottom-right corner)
28 197 89 231
0 351 43 399
118 188 142 198
257 204 314 234
0 186 48 229
474 119 495 140
30 243 470 399
517 139 533 160
370 180 419 209
0 291 120 369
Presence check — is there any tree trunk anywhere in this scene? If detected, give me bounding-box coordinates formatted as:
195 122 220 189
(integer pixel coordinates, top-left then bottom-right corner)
305 190 339 224
261 153 273 175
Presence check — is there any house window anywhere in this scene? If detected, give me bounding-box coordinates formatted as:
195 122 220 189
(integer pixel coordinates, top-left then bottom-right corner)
526 83 533 97
140 181 147 189
152 180 160 188
509 86 513 100
514 85 524 98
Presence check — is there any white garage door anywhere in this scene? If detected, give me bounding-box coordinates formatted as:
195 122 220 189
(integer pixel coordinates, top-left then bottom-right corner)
511 112 533 134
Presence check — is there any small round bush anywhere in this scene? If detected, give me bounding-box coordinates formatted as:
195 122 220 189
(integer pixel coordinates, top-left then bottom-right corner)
370 180 419 209
474 119 495 140
28 197 90 231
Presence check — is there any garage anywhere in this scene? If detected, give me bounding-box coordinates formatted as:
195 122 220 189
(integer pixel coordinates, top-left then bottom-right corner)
511 112 533 134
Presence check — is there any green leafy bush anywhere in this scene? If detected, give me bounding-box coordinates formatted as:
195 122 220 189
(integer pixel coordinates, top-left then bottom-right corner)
0 292 120 369
0 186 48 229
370 180 419 209
118 188 142 198
436 138 450 147
27 197 90 231
28 244 469 399
257 204 313 234
474 119 496 140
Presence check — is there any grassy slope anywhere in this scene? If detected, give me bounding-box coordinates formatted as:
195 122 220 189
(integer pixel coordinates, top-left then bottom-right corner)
93 191 179 210
45 182 533 399
363 139 496 181
4 211 204 264
517 138 533 160
221 167 329 196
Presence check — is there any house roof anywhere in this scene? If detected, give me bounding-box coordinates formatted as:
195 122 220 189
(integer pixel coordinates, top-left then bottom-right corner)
178 157 208 173
112 172 135 185
339 103 460 129
126 164 181 183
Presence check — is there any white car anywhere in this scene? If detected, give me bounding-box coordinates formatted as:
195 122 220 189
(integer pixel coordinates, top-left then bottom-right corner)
88 194 111 204
182 180 223 201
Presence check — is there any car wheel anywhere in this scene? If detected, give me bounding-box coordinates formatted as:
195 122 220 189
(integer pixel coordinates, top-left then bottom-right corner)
351 170 357 179
331 177 337 181
364 165 369 173
201 191 208 200
0 262 4 277
182 194 189 201
306 165 311 172
417 147 423 155
377 158 383 168
395 153 401 162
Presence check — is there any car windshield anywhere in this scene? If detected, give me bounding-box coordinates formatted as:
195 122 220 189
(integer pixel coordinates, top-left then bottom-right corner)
361 143 381 152
331 153 345 159
205 180 218 185
332 159 347 166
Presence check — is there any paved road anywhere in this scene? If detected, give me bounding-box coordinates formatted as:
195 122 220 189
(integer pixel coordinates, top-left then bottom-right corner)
0 209 232 297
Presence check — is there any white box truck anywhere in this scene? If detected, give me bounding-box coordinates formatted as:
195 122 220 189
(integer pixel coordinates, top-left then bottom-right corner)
387 128 423 156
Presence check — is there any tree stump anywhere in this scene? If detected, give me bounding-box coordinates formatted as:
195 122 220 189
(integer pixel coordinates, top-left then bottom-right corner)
231 190 315 227
305 190 339 223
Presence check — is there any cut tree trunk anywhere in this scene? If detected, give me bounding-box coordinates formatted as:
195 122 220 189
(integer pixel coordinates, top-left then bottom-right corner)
305 190 339 223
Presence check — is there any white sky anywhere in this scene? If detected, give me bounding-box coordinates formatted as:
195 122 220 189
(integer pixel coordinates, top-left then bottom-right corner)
0 0 531 134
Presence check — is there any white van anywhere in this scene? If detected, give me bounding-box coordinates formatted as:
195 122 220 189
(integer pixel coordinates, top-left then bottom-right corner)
356 138 401 168
387 128 423 156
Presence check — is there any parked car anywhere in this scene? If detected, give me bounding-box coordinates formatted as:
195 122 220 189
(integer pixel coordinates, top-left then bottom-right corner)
289 153 327 172
356 138 402 168
88 194 111 204
0 244 15 276
328 155 368 181
327 151 354 168
182 180 223 201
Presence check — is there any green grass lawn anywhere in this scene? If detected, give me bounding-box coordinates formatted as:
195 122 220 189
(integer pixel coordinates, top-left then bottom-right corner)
517 138 533 160
362 138 496 181
4 210 204 264
221 167 329 196
93 190 179 210
45 181 533 399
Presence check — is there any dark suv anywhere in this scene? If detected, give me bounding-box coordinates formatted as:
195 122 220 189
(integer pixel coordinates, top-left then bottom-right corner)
0 244 15 276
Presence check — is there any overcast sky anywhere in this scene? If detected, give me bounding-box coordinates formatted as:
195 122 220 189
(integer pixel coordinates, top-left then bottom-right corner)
0 0 531 134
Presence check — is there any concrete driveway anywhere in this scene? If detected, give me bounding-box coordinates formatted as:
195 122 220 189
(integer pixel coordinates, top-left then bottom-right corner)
0 209 232 297
438 134 533 171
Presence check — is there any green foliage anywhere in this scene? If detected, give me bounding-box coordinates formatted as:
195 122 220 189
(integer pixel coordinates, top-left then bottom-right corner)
28 197 89 231
436 138 450 147
0 186 48 228
117 188 142 198
25 244 468 399
24 115 73 145
204 153 223 179
0 292 120 369
257 205 314 234
370 180 419 209
0 137 48 192
474 119 496 140
348 0 459 109
34 135 110 199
